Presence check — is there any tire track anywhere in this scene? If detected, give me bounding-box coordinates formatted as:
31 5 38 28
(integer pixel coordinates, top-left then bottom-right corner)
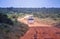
20 27 60 39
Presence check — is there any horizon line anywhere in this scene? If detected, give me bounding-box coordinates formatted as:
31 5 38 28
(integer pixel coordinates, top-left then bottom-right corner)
0 7 60 8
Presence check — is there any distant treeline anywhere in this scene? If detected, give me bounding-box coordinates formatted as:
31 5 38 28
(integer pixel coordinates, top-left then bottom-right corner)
0 7 60 14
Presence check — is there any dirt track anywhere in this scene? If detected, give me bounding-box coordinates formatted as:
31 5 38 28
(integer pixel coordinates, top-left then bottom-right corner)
17 16 60 39
17 17 52 27
20 27 60 39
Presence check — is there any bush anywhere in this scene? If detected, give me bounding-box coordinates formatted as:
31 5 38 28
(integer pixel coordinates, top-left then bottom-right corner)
0 13 13 25
0 13 29 39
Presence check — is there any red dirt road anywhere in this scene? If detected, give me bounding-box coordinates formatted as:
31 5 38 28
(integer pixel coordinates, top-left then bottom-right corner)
17 17 52 27
20 27 60 39
17 17 60 39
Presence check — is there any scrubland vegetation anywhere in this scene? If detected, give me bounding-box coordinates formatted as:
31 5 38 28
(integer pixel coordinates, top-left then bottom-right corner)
0 8 60 39
0 13 29 39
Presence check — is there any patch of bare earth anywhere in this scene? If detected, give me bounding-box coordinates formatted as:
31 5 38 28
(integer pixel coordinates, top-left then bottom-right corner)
17 17 60 39
20 27 60 39
17 17 56 27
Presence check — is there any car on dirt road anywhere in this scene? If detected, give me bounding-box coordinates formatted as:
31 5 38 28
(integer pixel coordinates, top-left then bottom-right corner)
27 15 34 24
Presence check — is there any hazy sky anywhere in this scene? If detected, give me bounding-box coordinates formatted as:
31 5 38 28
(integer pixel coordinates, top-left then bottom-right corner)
0 0 60 8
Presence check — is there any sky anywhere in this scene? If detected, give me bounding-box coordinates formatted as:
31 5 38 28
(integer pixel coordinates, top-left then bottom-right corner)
0 0 60 8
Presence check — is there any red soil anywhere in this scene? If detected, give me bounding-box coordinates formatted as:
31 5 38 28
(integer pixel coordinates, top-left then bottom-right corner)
20 27 60 39
17 17 60 39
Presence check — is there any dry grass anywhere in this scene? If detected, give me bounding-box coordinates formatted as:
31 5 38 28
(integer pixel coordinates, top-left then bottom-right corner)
35 17 58 26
